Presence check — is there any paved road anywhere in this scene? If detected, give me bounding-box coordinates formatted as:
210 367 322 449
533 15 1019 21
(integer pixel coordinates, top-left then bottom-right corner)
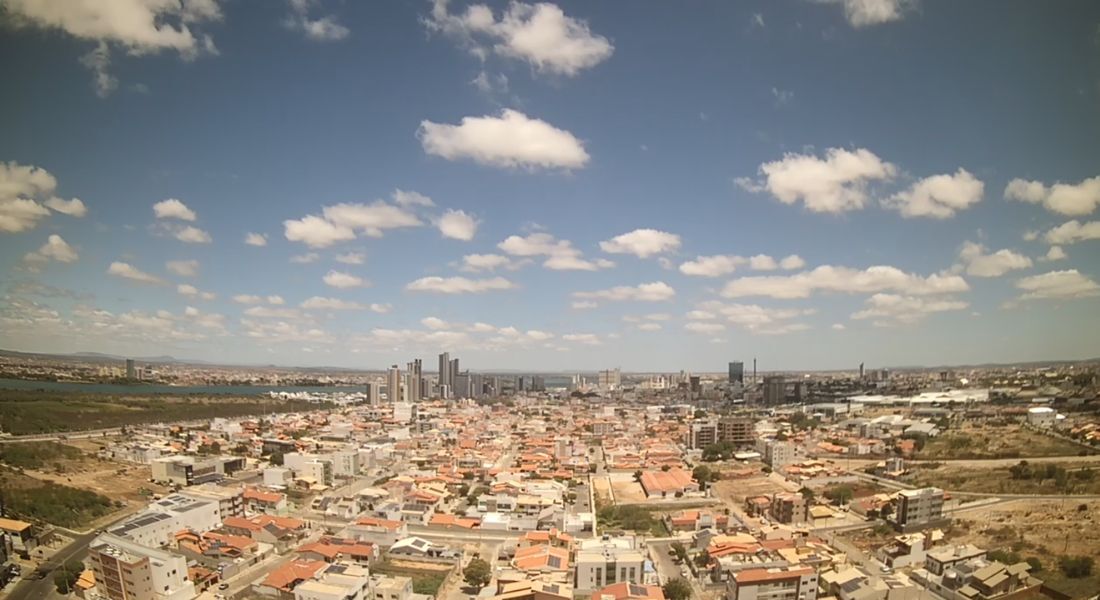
5 531 99 600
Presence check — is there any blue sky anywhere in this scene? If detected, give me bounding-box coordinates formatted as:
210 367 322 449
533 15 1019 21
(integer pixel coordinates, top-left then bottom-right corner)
1 0 1099 372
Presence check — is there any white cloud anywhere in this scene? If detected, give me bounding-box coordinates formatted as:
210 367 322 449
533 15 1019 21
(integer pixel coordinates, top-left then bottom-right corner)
334 252 365 265
1005 176 1100 216
406 276 516 294
369 303 391 314
694 300 815 335
562 333 601 345
851 293 968 325
107 261 162 284
498 231 611 271
831 323 846 330
174 225 211 243
267 295 285 305
599 228 681 258
460 253 526 272
153 198 196 221
956 242 1032 278
1044 246 1067 261
884 169 984 218
424 0 613 76
738 147 897 213
419 109 589 170
779 254 805 270
636 322 662 331
679 255 746 278
749 254 779 271
300 296 369 310
393 189 435 208
437 209 479 241
43 196 87 217
232 294 263 305
284 215 356 248
242 306 302 319
79 40 117 97
0 161 84 233
573 281 675 303
2 0 222 56
820 0 911 27
285 0 349 42
771 87 794 106
177 283 215 300
421 316 451 330
722 265 968 299
244 232 268 246
323 200 423 237
1043 220 1100 245
1022 230 1039 242
323 270 367 289
571 300 597 310
23 234 79 265
290 252 320 264
166 259 199 277
1015 270 1100 300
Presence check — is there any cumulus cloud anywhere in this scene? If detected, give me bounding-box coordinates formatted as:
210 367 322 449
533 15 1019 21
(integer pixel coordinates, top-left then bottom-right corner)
284 193 424 248
437 209 479 241
406 276 516 294
285 0 349 42
685 321 726 334
779 255 805 270
721 265 968 299
23 234 79 266
419 109 589 170
107 261 162 284
177 283 215 300
498 232 611 271
0 162 85 233
174 225 212 243
693 300 815 335
819 0 912 27
851 293 968 325
424 0 613 76
232 294 263 305
153 198 197 221
737 147 897 213
1005 176 1100 216
300 296 375 310
460 253 527 272
571 300 597 310
679 255 747 278
393 189 435 208
599 228 681 258
322 270 367 289
573 281 675 303
562 333 601 345
290 252 320 264
1014 270 1100 300
1043 220 1100 245
956 242 1032 278
244 232 268 246
883 169 984 218
79 41 117 97
166 259 199 277
1043 246 1067 261
749 254 779 271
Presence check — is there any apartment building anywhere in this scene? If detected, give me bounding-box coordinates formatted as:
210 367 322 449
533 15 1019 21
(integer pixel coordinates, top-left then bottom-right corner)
769 493 808 525
727 567 817 600
87 533 196 600
688 421 718 450
574 538 647 593
718 417 756 446
150 456 245 487
179 484 244 521
894 488 945 531
107 495 220 548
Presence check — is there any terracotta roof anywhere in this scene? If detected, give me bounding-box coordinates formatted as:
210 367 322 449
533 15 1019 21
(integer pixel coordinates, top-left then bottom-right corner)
512 545 570 571
259 560 328 591
639 469 694 493
734 567 814 584
597 582 665 600
355 517 404 531
244 487 285 503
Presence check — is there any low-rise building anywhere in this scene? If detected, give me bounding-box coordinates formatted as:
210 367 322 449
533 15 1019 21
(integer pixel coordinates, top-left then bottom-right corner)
727 566 817 600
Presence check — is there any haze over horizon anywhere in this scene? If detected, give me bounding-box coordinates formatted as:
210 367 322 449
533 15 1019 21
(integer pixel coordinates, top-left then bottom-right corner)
1 0 1099 372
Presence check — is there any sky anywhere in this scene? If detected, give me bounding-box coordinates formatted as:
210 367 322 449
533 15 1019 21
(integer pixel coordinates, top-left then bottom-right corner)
1 0 1099 373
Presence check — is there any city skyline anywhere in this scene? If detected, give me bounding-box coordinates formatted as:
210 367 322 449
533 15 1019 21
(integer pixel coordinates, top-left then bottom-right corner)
1 1 1100 371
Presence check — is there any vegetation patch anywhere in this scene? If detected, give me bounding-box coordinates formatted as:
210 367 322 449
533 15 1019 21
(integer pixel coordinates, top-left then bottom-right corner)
0 442 83 470
0 468 116 528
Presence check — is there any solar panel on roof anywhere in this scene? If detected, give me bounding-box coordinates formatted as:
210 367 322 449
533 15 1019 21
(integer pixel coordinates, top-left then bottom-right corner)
629 584 648 596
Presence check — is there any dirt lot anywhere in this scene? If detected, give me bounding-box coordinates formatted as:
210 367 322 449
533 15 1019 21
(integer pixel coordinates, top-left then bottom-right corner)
918 424 1086 460
609 478 648 503
950 499 1100 599
712 474 795 505
908 462 1100 495
11 439 169 504
592 475 613 503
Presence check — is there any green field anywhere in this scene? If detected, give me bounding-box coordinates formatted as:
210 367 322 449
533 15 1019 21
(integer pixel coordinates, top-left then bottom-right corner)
0 441 84 469
910 462 1100 495
0 391 333 435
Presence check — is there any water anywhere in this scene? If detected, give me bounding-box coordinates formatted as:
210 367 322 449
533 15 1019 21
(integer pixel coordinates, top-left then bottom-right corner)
0 378 365 396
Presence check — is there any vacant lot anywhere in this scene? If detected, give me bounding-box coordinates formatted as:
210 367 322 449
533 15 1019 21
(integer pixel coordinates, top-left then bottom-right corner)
372 558 452 595
0 390 331 434
917 425 1085 460
712 474 794 504
0 467 116 529
0 441 83 469
951 500 1100 599
909 462 1100 495
610 478 648 503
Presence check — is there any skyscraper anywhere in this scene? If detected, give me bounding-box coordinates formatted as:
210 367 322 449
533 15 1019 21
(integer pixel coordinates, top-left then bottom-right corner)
125 359 135 380
405 358 422 402
438 352 450 398
764 376 786 405
366 382 381 405
728 361 744 384
387 365 401 403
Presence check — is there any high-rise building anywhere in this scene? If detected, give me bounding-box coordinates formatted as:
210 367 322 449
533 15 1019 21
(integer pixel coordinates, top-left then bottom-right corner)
763 376 786 405
366 382 381 405
438 352 451 398
598 368 622 389
717 417 755 446
531 375 545 392
125 359 136 380
454 372 470 399
895 487 945 530
450 358 459 386
728 361 744 385
87 533 196 600
387 365 401 403
404 359 422 402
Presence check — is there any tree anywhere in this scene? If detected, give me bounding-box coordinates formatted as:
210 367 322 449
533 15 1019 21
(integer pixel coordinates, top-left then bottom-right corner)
663 578 692 600
1025 557 1042 573
693 551 710 568
269 451 284 466
53 559 85 594
823 485 853 506
1060 556 1094 578
463 558 492 588
692 465 713 485
799 487 814 501
670 543 689 563
633 470 643 482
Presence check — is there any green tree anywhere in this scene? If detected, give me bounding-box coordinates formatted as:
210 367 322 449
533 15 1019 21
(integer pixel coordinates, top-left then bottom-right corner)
1025 557 1042 573
1059 556 1094 578
823 485 854 505
268 451 284 466
663 578 692 600
463 558 492 588
670 543 689 563
53 559 85 594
